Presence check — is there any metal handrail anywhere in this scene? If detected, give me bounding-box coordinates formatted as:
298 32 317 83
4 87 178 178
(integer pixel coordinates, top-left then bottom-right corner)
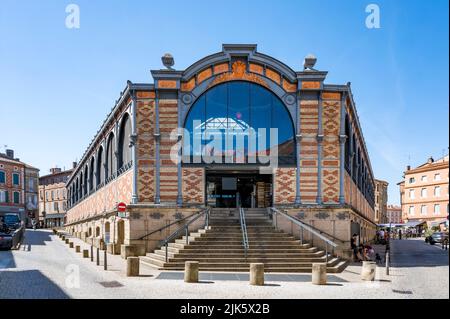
270 207 337 263
239 207 249 259
162 208 210 262
135 211 201 240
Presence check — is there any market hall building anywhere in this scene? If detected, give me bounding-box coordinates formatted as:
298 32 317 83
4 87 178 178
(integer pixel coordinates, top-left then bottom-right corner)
65 44 376 270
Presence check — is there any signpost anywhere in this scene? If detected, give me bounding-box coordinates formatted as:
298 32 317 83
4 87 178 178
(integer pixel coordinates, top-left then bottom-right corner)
117 202 128 218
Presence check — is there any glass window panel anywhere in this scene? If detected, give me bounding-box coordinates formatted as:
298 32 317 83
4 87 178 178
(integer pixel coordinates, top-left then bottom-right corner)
228 82 250 162
250 84 271 158
183 82 295 165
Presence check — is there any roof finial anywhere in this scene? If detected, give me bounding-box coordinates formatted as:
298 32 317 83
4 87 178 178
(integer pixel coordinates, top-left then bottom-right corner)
303 54 317 71
162 53 175 70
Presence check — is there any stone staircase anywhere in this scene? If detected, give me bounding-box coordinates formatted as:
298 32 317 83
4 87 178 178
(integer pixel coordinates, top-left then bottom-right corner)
140 208 348 273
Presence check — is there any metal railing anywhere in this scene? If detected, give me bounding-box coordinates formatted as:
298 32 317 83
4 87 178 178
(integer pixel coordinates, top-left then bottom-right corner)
270 207 338 263
239 207 249 259
161 208 210 262
135 211 202 241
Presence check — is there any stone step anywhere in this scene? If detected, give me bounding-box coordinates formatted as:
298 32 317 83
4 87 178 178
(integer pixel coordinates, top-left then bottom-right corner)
153 250 324 258
142 258 340 269
149 254 328 263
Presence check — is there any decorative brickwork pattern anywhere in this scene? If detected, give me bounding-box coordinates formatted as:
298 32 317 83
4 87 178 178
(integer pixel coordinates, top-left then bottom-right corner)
159 99 179 203
182 168 204 204
344 171 374 221
66 170 132 224
274 168 296 204
137 97 155 202
321 100 340 203
299 100 319 202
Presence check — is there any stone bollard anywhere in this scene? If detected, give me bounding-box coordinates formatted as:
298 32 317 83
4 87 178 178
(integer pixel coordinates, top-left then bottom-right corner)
126 257 140 277
361 261 377 281
82 250 89 258
250 263 264 286
62 235 65 241
65 239 70 244
69 242 74 248
311 263 327 285
75 245 81 253
184 261 199 283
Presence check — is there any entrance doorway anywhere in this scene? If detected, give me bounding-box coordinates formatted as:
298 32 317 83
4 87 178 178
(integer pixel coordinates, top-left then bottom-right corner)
206 170 272 208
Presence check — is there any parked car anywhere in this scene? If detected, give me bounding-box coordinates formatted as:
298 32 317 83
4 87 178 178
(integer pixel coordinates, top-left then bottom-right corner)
426 232 449 245
0 213 25 250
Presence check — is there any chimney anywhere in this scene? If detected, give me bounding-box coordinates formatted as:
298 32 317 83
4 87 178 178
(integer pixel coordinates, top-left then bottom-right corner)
406 165 411 171
428 156 434 164
50 167 62 175
5 149 14 159
72 161 77 169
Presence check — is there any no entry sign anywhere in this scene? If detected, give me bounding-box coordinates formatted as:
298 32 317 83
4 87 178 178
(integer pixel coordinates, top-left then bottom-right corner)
117 202 127 212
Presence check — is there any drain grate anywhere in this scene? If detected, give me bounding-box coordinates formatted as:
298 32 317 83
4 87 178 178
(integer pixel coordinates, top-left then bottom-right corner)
392 289 413 295
98 281 123 288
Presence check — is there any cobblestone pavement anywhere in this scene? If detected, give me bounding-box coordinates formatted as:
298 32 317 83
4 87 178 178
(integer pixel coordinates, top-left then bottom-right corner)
0 230 447 299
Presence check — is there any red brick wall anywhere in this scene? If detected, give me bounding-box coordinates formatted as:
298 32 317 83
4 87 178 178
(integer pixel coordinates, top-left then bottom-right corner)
182 168 205 204
274 168 296 204
136 93 156 202
158 99 179 203
321 96 341 203
299 99 319 203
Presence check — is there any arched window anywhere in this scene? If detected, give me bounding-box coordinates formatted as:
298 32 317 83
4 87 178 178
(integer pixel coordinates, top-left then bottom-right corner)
95 226 100 237
83 166 88 195
344 115 351 172
89 157 94 191
106 133 115 179
118 113 132 169
183 81 295 165
79 172 83 198
75 178 79 202
96 146 104 186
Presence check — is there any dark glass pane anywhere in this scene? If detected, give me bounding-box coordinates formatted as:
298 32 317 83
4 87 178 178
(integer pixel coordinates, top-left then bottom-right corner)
184 94 205 162
228 82 250 162
250 84 271 159
183 82 295 165
272 96 295 163
205 84 227 161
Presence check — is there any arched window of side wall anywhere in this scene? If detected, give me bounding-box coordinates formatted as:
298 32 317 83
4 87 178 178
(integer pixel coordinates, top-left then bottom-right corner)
83 166 88 195
79 172 83 199
96 146 104 186
118 113 131 170
106 133 115 179
344 115 351 172
75 178 79 202
89 157 94 191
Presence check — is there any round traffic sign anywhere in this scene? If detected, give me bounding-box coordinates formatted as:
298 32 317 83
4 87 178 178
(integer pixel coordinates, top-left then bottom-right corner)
117 202 127 212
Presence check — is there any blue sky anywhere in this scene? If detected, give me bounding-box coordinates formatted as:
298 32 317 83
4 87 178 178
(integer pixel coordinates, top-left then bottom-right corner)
0 0 448 204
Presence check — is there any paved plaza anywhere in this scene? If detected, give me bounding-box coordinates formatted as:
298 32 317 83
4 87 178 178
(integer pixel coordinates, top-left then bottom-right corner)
0 230 448 299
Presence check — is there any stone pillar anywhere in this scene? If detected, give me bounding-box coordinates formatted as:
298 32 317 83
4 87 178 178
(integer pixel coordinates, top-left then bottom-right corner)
294 94 302 206
361 261 376 281
126 257 140 277
75 245 81 253
316 92 323 204
339 92 347 204
82 249 89 258
250 263 264 286
184 261 199 283
154 95 161 204
129 86 139 204
311 263 327 285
